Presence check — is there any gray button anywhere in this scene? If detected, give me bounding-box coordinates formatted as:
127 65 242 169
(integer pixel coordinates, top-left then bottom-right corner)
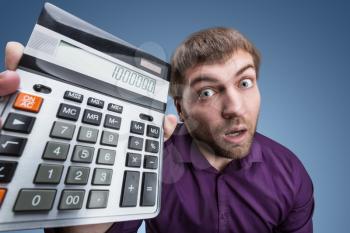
130 121 145 135
82 109 102 126
126 153 141 168
104 114 121 130
77 126 98 143
59 189 85 210
57 103 81 121
14 189 56 212
100 131 118 147
141 172 157 206
87 190 109 209
50 121 76 140
143 155 158 169
97 149 116 165
71 145 95 163
65 166 90 185
42 141 70 161
128 136 143 151
120 171 140 207
34 164 64 184
145 140 159 153
92 168 113 185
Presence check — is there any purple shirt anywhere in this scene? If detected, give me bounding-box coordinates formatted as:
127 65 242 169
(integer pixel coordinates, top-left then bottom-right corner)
108 123 314 233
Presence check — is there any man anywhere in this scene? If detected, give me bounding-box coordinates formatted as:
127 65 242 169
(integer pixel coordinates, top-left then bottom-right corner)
1 27 314 233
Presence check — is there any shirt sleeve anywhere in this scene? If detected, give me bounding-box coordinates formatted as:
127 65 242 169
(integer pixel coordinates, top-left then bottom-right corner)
276 160 315 233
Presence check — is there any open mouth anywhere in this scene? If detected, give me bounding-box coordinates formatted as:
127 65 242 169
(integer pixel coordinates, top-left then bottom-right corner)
225 129 247 137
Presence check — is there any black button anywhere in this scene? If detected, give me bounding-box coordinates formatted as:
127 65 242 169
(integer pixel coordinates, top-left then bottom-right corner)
0 134 27 157
128 136 144 151
145 140 159 153
33 84 51 94
3 113 36 134
57 103 81 121
120 171 140 207
82 109 102 126
107 103 123 113
143 155 158 169
64 91 83 103
87 97 104 109
130 121 145 135
0 161 18 183
139 114 153 122
146 125 160 138
104 114 121 130
140 172 157 206
126 153 142 168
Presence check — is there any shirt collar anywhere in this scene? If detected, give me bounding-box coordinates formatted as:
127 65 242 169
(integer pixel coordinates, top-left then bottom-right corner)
169 123 263 172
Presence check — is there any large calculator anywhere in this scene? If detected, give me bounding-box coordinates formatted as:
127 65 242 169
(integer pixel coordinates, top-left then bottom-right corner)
0 3 170 231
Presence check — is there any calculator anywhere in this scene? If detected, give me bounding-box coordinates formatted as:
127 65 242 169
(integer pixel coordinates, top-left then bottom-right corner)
0 3 170 231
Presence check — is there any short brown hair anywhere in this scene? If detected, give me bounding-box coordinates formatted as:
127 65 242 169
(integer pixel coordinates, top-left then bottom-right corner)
170 27 261 97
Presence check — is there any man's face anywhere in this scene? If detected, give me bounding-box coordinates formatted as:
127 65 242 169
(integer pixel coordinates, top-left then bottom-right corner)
177 50 260 160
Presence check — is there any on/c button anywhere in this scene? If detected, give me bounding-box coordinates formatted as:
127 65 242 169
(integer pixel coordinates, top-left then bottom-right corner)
0 188 7 207
13 92 43 113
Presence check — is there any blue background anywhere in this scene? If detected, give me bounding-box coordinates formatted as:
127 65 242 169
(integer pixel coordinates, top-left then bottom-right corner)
1 0 349 232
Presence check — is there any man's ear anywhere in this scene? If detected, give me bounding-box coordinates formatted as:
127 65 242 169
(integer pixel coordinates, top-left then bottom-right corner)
174 98 184 122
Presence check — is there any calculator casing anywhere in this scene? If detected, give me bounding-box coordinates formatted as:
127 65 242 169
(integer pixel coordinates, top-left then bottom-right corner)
0 3 170 231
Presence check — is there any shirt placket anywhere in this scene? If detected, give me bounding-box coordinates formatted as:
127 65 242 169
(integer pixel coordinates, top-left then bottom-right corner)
217 174 230 233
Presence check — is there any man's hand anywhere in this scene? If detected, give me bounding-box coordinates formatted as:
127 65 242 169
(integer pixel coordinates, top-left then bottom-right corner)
0 42 23 96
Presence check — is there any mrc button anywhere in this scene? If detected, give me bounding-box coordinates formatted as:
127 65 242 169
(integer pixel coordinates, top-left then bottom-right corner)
64 91 83 103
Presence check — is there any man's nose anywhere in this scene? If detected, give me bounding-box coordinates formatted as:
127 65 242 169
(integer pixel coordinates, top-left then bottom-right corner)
221 89 245 119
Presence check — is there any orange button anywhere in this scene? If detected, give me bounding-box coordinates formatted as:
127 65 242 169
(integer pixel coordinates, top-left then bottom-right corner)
0 188 6 207
13 92 43 113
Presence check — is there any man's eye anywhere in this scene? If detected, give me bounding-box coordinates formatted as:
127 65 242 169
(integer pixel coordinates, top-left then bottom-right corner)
239 79 253 89
198 88 216 98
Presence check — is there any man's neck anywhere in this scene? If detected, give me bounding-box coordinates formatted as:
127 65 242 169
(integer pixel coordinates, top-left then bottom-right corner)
193 139 233 172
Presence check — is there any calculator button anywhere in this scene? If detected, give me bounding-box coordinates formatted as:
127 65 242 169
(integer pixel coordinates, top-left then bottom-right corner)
87 190 109 209
50 121 76 140
145 140 159 153
0 134 27 157
144 155 158 169
3 113 36 134
58 190 85 210
42 141 70 161
97 149 116 165
57 103 81 121
64 91 83 103
126 153 141 168
107 103 123 113
139 113 153 122
100 131 118 147
0 188 6 207
71 145 95 163
13 189 56 212
92 168 113 185
120 171 140 207
82 109 102 126
130 121 145 135
65 166 90 185
141 172 157 206
146 125 160 138
33 84 52 94
104 114 121 130
77 126 99 143
34 164 64 184
128 136 143 151
0 161 17 183
13 92 43 113
87 97 104 109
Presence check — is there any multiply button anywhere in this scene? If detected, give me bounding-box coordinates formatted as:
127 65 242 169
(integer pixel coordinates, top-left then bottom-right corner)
3 113 36 134
57 103 81 121
0 134 27 157
13 92 43 113
0 161 18 183
128 136 143 151
120 171 140 207
126 153 141 168
146 125 160 138
82 109 102 126
87 97 104 109
130 121 145 135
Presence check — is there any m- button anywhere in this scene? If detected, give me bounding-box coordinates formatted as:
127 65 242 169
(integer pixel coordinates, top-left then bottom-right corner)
13 92 43 113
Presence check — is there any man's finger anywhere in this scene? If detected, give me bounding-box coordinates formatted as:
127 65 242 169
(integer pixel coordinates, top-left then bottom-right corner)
0 70 20 96
5 42 24 70
163 114 177 141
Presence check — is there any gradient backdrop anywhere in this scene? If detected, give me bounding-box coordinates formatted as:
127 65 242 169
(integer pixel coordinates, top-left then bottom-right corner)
1 0 349 233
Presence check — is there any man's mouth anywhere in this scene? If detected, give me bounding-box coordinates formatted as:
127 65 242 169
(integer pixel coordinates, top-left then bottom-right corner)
225 128 247 136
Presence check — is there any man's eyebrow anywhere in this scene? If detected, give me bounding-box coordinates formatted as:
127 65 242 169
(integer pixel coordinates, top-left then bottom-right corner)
189 63 256 87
